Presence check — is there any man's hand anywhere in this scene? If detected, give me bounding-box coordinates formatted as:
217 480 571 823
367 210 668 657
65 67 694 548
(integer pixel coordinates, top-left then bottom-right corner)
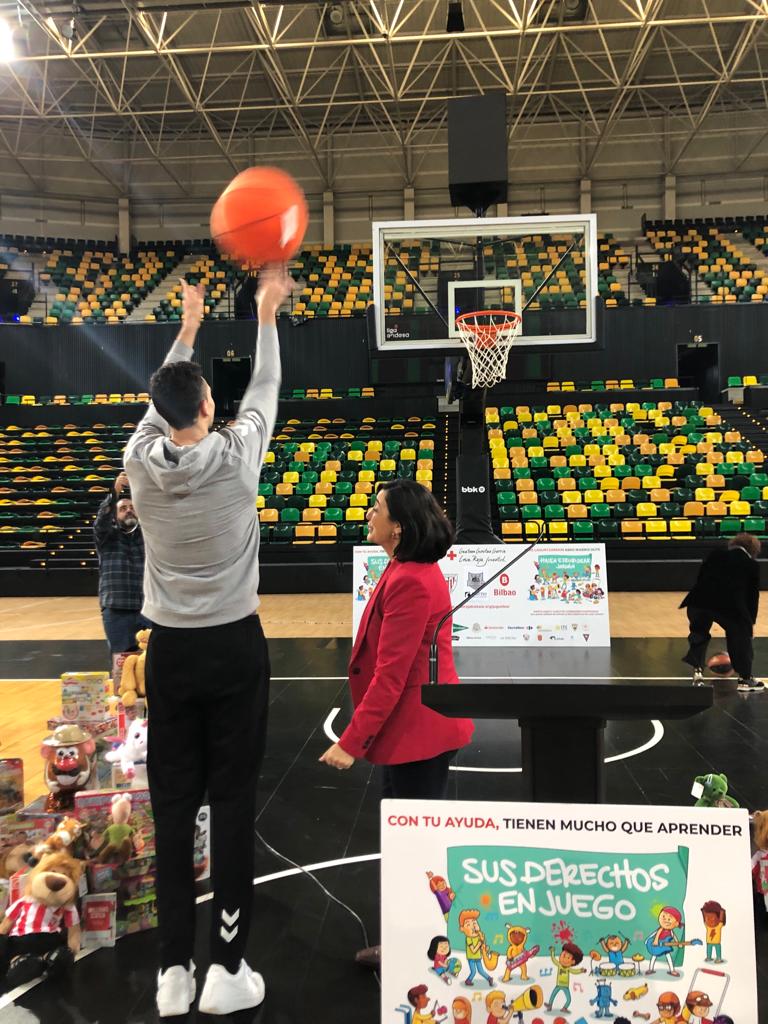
256 263 293 325
177 279 206 347
319 742 355 770
114 471 129 496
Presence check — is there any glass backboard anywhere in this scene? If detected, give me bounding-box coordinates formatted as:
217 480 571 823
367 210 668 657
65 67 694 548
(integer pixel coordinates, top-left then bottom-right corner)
372 214 598 351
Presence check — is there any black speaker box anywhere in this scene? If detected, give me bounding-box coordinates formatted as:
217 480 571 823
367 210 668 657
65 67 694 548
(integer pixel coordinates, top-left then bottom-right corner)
448 93 508 213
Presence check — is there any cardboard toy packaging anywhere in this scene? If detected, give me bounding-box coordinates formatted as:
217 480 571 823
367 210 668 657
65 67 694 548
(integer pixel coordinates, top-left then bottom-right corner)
74 788 155 861
61 671 111 724
82 892 118 947
86 853 157 938
1 808 58 850
0 759 24 816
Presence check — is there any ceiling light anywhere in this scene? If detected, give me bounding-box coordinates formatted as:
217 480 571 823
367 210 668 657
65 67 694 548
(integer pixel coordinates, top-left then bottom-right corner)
446 1 465 33
0 19 15 62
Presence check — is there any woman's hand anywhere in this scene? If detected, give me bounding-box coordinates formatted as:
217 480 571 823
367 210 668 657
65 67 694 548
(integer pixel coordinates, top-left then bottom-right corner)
319 742 355 770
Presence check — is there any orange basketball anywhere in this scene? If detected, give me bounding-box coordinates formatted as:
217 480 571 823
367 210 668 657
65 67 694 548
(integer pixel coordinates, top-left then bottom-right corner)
707 652 734 676
210 166 308 265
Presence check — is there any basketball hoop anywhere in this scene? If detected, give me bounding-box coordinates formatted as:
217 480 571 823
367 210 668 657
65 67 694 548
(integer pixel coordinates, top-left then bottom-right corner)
455 310 522 389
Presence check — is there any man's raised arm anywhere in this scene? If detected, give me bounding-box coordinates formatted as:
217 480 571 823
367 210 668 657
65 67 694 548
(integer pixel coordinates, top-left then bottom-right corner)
226 264 292 463
124 280 205 461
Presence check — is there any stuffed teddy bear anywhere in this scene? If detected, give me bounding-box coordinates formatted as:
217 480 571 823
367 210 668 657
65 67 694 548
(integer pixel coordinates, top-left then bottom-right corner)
0 843 34 880
93 793 135 864
104 719 147 782
118 629 150 708
0 849 82 991
692 772 739 808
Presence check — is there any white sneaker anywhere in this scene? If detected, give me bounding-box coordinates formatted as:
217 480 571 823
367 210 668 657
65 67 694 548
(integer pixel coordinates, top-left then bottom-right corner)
199 960 265 1015
156 962 196 1018
692 668 705 686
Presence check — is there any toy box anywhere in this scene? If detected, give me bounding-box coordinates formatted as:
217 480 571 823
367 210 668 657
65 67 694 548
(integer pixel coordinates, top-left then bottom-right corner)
61 671 111 724
2 807 59 849
119 892 157 938
82 892 117 947
74 788 155 861
0 759 24 816
87 853 155 895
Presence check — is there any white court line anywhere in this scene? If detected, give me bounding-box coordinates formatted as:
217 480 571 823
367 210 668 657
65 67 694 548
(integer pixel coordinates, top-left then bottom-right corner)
323 709 665 773
274 675 694 681
0 853 382 1011
0 675 695 683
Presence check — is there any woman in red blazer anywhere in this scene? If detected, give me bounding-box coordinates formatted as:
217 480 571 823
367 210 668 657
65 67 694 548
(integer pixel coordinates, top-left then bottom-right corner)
320 478 473 799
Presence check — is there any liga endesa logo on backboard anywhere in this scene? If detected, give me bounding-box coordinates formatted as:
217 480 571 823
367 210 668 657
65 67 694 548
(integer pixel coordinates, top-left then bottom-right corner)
385 323 411 340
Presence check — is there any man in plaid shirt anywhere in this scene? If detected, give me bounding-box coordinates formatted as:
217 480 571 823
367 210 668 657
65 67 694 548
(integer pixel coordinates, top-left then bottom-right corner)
94 471 151 656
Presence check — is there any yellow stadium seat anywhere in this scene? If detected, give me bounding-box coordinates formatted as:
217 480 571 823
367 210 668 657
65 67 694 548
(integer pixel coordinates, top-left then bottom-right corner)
670 518 693 536
729 501 750 516
345 507 365 521
636 502 657 517
645 519 668 537
695 488 715 503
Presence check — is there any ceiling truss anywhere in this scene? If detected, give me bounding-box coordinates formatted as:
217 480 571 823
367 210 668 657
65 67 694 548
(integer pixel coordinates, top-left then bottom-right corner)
0 0 766 195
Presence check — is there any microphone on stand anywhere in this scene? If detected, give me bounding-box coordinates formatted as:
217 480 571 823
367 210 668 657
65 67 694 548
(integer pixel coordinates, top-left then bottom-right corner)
428 521 544 686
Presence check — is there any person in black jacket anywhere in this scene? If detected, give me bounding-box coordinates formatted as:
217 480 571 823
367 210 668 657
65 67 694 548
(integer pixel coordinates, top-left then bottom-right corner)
94 471 151 658
681 532 763 691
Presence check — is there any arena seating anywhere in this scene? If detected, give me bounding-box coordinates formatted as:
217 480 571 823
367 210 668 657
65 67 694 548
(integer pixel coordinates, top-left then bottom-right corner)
3 393 150 406
0 422 124 569
0 412 434 566
644 221 767 303
258 415 435 544
148 250 247 323
2 388 373 406
485 401 768 542
38 246 184 324
546 378 680 392
0 232 632 323
291 244 374 318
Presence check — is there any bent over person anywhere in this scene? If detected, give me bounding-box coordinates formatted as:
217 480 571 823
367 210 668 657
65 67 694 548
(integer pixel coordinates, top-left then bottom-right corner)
124 266 291 1017
681 532 763 692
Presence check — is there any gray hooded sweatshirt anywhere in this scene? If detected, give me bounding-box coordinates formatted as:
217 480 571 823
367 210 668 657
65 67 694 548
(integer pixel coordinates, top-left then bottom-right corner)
123 325 279 628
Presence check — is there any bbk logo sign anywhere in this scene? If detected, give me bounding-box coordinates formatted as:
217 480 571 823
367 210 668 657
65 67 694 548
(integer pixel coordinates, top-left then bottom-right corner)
461 485 486 494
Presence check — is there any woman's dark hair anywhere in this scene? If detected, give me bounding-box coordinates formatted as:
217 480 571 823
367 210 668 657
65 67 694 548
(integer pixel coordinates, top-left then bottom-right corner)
427 934 449 960
378 479 454 563
729 532 761 558
149 360 205 430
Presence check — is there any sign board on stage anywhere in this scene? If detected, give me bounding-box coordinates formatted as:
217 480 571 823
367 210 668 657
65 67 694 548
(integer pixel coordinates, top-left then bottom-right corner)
382 800 757 1023
352 544 610 647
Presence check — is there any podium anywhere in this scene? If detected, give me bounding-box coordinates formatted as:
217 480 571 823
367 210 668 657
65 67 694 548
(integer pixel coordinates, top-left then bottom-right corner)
421 679 712 803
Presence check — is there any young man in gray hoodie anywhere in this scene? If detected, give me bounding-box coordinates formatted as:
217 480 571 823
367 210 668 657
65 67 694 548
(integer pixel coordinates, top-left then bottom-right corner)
124 265 290 1017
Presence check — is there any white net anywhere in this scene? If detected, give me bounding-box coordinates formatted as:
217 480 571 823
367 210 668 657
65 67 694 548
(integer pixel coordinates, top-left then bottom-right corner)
455 310 522 389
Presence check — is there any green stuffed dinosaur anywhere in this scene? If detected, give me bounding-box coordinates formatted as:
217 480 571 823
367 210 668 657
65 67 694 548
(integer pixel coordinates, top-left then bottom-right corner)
693 772 739 808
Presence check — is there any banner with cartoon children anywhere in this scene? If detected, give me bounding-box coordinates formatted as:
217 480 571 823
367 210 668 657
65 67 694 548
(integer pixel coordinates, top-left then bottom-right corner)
353 544 610 647
382 800 756 1023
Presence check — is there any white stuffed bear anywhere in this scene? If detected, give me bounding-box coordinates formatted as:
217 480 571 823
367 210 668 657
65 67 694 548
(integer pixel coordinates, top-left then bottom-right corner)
105 719 148 782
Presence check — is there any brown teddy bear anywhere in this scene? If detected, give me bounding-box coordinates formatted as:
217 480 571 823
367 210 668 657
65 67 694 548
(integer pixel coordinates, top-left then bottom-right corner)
118 628 150 707
0 850 83 990
0 842 34 880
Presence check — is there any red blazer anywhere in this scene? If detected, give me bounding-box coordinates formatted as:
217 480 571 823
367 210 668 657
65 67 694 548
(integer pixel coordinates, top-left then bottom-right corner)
339 558 474 765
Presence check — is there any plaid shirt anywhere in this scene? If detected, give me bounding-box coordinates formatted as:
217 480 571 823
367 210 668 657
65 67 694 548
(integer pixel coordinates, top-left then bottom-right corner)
94 493 145 610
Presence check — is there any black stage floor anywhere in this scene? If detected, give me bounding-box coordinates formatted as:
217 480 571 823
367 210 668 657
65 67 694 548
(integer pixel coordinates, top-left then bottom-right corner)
1 637 767 1023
